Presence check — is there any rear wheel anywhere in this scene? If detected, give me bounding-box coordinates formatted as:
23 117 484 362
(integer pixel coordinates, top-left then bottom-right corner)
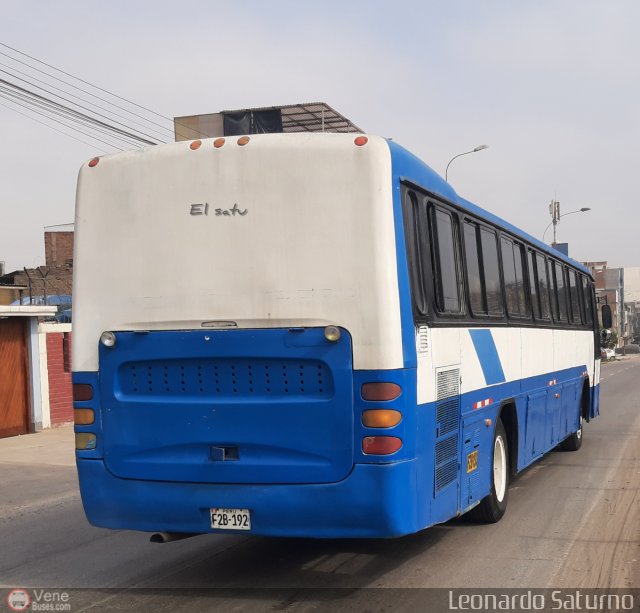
469 419 509 523
559 414 583 451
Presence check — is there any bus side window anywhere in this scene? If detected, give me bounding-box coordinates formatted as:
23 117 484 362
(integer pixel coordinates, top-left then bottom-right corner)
568 269 582 324
553 262 568 322
581 275 594 326
536 253 551 320
402 190 427 316
527 250 541 319
480 227 503 316
500 237 527 318
463 221 484 315
430 207 462 314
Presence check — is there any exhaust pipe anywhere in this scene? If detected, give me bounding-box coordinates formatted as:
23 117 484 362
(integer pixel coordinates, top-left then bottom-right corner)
150 532 200 544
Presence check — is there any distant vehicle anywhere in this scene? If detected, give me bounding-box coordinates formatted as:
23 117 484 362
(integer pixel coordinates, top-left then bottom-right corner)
72 133 600 539
602 348 615 360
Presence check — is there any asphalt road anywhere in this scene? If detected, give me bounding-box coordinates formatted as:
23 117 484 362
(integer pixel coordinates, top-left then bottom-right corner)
1 357 638 611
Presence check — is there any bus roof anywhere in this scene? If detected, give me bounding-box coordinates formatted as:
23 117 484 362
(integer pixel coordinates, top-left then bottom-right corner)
386 140 591 277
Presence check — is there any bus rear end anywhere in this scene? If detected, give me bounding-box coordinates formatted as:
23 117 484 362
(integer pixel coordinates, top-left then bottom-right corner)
73 134 424 537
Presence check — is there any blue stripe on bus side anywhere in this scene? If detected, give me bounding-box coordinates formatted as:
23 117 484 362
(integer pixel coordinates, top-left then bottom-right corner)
468 329 506 385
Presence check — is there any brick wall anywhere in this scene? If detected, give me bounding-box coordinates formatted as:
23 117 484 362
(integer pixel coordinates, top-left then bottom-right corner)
46 331 73 425
45 231 74 267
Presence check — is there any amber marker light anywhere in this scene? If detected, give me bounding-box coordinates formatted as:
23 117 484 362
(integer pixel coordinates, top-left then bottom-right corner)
237 136 250 146
354 136 368 146
75 433 97 450
74 409 95 425
88 157 99 167
361 382 402 401
362 409 402 428
213 138 226 148
190 140 202 150
362 436 402 455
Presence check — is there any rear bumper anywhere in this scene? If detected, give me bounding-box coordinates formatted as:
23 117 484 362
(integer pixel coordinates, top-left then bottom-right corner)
77 458 427 538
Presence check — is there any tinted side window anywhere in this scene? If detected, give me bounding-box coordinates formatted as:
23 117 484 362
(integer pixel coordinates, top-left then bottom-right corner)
528 250 540 319
568 269 582 324
501 238 527 317
480 228 503 315
463 222 483 314
402 190 426 315
431 208 462 313
536 253 551 320
581 275 594 326
554 262 568 322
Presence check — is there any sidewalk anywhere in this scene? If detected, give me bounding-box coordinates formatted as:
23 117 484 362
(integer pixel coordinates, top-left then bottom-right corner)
0 425 78 521
0 423 75 467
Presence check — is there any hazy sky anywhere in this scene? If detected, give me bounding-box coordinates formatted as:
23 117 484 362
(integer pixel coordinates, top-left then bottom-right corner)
1 1 638 272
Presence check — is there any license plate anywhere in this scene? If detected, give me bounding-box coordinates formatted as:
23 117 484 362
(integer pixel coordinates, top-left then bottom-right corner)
210 508 251 531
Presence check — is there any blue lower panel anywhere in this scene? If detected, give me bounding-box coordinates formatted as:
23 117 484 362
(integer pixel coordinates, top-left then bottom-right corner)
77 458 426 538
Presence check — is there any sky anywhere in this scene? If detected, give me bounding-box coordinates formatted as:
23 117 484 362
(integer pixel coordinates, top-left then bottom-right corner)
1 0 639 272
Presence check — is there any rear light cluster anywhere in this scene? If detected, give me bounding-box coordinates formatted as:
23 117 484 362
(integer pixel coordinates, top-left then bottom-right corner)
73 383 97 450
360 382 403 455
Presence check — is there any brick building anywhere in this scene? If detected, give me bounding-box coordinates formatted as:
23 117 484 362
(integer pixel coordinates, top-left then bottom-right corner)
0 223 74 304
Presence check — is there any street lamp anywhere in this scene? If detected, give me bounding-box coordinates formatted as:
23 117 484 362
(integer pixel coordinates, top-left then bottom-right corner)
542 202 591 244
445 145 488 182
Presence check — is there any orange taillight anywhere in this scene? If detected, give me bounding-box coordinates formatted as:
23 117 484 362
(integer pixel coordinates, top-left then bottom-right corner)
362 436 402 455
213 138 225 148
362 409 402 428
354 136 368 146
74 408 95 425
361 382 402 401
190 140 202 150
237 136 250 146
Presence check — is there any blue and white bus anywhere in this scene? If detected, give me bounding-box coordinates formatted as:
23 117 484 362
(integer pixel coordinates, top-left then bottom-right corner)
72 133 599 538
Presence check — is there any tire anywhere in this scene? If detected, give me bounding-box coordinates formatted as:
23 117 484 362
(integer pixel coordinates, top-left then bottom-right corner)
469 419 509 523
559 414 583 451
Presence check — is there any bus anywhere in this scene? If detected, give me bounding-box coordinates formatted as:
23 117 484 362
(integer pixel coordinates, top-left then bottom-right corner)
72 132 600 538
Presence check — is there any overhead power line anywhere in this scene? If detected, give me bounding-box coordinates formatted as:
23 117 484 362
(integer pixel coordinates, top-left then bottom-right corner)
0 42 210 149
0 42 199 140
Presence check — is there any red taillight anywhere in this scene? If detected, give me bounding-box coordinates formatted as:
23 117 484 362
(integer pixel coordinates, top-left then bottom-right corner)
88 157 99 167
361 382 402 401
362 436 402 455
73 383 93 402
354 136 368 146
213 138 225 148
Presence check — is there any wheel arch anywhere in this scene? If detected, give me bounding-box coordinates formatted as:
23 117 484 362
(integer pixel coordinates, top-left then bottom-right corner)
498 399 519 477
581 379 591 422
